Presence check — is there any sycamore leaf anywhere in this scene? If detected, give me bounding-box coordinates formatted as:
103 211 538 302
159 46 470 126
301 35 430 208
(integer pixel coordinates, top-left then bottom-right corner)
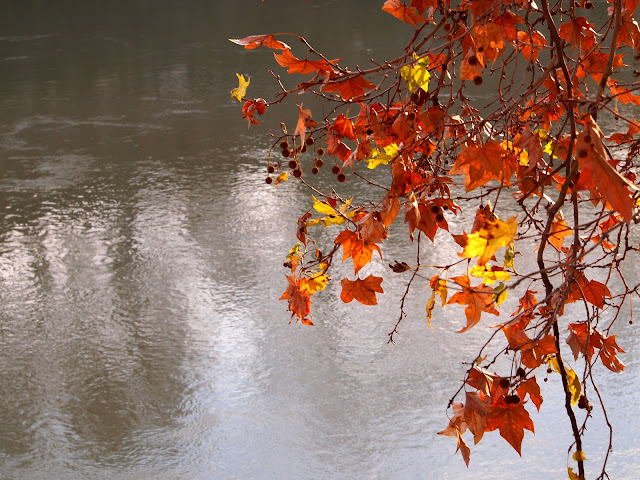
469 265 512 285
548 356 581 405
334 229 382 274
461 217 518 266
382 0 427 26
485 401 534 455
573 450 587 462
307 195 356 227
274 172 288 186
558 17 596 52
280 275 313 325
447 275 499 333
229 34 290 50
368 143 400 169
323 75 376 100
401 54 430 93
274 49 338 75
230 73 250 101
340 275 384 305
517 377 543 412
294 104 317 145
450 141 518 191
599 335 626 373
548 213 573 250
426 275 448 326
464 391 490 444
574 115 638 223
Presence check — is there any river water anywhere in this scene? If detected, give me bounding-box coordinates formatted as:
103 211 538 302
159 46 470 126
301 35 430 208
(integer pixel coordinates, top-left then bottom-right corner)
0 2 638 479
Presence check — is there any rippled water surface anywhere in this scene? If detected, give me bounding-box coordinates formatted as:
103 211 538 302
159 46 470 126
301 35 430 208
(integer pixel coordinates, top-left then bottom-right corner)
0 2 639 479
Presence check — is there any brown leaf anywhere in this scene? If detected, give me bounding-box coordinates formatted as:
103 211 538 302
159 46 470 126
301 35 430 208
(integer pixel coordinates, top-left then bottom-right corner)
340 275 384 305
274 49 338 75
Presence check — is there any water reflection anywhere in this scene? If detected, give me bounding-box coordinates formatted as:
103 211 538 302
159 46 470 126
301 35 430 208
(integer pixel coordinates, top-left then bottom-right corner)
0 1 638 480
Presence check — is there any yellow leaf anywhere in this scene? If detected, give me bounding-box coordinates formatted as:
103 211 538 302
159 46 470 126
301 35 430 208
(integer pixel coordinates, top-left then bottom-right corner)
461 217 518 266
503 243 516 269
568 467 580 480
426 295 436 327
274 172 288 186
548 355 581 406
494 282 508 306
367 143 399 169
230 73 250 101
469 265 512 285
302 273 330 293
573 450 587 462
426 276 447 329
401 53 430 93
307 196 356 227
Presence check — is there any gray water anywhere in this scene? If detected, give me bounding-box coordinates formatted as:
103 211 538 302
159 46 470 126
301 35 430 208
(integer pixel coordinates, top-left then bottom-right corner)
0 2 638 479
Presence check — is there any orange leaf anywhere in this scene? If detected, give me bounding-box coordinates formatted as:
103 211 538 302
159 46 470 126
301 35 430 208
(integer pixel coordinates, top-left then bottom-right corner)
485 401 534 455
334 229 382 274
566 322 603 361
449 140 518 191
382 0 427 26
274 49 338 75
566 274 611 308
294 105 317 145
324 75 376 100
599 335 626 373
340 275 384 305
464 391 490 444
548 214 573 250
558 17 596 52
517 377 543 412
447 275 499 333
331 113 357 140
280 275 313 324
229 34 290 50
574 115 637 223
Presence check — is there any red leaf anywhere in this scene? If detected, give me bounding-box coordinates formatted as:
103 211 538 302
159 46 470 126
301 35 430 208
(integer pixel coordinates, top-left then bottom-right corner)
449 140 518 191
382 0 427 26
229 34 290 50
517 377 543 412
340 275 384 305
332 113 357 140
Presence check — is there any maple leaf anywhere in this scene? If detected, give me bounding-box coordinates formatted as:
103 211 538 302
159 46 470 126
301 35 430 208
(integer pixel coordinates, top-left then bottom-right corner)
340 275 384 305
469 265 511 285
608 79 640 105
280 275 313 325
230 73 250 101
516 30 548 62
274 49 338 75
426 275 448 325
323 75 376 100
485 400 534 455
382 0 427 26
307 195 356 227
574 115 638 223
326 131 353 161
447 275 499 333
229 34 290 50
548 355 581 405
449 141 518 191
460 216 518 266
